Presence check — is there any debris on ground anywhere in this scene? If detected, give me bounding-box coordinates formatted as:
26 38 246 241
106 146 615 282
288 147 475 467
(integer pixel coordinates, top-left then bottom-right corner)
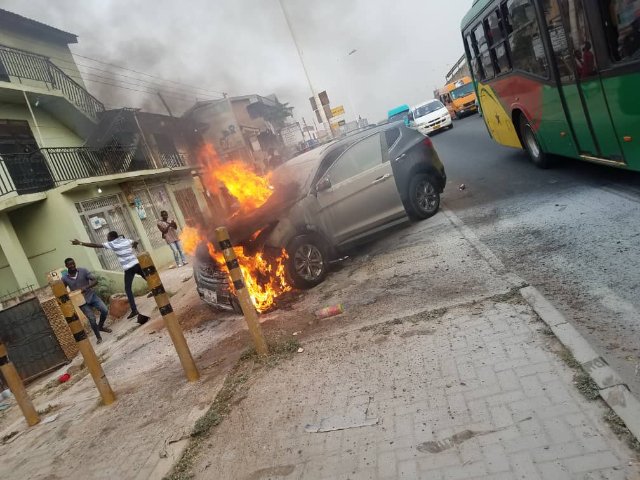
296 347 304 353
315 304 344 319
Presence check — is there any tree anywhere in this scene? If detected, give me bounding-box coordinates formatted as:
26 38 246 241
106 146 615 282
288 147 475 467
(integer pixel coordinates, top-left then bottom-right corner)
262 102 294 132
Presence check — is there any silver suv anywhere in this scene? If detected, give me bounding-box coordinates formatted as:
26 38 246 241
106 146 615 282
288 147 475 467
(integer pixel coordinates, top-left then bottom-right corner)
220 121 447 289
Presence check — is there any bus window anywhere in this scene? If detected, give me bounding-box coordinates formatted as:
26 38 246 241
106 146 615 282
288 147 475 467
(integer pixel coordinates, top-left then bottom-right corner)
474 24 495 79
504 0 549 77
601 0 640 62
543 0 576 81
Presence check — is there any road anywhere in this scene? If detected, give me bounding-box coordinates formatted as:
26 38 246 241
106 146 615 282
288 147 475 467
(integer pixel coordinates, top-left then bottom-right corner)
431 114 640 396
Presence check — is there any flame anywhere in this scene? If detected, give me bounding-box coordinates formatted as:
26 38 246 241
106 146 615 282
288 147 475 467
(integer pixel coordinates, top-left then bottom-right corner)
197 143 273 212
180 144 292 312
180 226 204 256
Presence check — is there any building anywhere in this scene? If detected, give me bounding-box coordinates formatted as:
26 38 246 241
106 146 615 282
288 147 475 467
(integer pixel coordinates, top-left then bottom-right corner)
0 9 208 300
183 94 287 172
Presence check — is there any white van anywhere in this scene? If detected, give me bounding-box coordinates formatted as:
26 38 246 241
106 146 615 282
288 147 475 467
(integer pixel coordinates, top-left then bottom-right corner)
410 99 453 135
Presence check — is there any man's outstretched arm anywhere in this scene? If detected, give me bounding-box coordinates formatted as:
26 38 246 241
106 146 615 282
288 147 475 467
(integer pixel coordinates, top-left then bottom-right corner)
71 239 105 249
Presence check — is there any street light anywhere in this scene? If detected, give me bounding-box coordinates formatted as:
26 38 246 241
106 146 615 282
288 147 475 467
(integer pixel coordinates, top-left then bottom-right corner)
277 0 333 138
337 49 359 124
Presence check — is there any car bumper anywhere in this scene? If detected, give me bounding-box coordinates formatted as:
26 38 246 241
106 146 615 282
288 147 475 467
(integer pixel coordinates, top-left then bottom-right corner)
456 106 478 116
418 117 452 134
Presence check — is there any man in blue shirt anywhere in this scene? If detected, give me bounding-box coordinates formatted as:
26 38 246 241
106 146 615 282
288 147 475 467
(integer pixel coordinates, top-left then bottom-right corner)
62 258 112 344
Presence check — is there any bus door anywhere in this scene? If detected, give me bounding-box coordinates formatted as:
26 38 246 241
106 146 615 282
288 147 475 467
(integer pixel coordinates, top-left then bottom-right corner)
544 0 625 163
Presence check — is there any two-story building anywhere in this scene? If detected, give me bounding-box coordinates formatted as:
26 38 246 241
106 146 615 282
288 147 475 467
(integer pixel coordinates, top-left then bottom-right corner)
0 9 209 300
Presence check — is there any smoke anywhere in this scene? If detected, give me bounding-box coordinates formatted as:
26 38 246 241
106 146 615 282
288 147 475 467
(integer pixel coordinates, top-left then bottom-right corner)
1 0 473 120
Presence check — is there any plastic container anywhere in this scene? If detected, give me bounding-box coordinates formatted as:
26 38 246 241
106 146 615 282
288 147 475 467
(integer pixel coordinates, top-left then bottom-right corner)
315 304 344 319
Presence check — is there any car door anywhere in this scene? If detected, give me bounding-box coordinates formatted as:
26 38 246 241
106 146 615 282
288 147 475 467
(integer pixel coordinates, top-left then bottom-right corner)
315 132 405 245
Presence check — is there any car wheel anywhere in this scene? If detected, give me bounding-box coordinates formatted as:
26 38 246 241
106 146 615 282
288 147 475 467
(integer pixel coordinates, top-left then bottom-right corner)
448 123 454 130
519 115 551 169
407 174 440 220
286 235 328 289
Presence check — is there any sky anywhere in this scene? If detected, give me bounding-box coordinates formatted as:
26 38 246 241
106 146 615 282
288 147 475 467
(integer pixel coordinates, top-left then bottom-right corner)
0 0 473 126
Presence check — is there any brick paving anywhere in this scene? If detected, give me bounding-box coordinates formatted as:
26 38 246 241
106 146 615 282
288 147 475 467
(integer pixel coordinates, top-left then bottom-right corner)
190 299 639 480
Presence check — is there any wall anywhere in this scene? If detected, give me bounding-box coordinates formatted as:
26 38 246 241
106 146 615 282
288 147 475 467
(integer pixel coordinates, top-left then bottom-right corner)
0 244 19 296
0 102 85 148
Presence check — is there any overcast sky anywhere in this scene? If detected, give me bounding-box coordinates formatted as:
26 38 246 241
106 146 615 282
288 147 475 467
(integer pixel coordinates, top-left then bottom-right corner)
1 0 472 125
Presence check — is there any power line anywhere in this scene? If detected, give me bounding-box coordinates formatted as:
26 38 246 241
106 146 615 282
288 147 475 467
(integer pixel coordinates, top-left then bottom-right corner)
65 69 221 102
50 51 227 97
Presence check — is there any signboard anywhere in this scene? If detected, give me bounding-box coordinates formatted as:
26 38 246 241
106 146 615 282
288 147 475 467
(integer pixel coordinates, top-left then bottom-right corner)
318 91 330 106
331 105 345 117
280 123 304 147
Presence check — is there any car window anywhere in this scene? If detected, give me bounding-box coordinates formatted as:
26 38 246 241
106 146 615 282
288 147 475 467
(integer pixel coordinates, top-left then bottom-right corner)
384 128 400 149
327 133 383 185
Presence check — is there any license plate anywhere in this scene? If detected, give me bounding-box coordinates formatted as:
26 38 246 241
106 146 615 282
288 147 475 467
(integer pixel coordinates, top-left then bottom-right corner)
203 289 218 304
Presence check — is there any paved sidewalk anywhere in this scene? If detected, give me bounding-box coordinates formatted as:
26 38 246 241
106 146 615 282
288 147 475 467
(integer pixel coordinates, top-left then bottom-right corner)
189 297 639 479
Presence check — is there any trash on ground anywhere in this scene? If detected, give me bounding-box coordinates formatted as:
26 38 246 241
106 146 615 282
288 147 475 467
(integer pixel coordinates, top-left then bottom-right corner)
58 373 71 383
297 347 304 353
292 331 302 336
0 403 9 411
42 414 59 424
459 183 466 190
305 416 379 433
315 304 344 319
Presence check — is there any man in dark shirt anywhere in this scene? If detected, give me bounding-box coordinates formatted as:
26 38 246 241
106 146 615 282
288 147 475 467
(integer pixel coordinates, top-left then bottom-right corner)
62 258 112 344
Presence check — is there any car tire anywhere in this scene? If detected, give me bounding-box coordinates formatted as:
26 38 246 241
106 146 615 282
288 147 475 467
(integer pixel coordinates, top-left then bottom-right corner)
519 115 551 169
407 174 440 220
286 234 328 289
448 123 454 130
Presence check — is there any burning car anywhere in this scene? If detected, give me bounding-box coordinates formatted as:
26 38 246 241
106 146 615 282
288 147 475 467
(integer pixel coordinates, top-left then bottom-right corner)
191 121 446 311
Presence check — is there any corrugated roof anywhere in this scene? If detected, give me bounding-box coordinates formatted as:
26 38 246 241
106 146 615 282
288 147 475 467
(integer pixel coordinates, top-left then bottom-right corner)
0 8 77 44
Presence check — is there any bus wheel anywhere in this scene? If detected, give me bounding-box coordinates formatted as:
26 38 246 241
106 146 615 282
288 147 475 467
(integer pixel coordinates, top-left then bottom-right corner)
519 116 550 169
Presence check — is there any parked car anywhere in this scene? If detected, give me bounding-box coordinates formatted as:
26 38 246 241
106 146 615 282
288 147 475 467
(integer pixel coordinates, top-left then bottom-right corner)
243 122 445 285
193 243 242 313
194 121 447 304
411 99 453 135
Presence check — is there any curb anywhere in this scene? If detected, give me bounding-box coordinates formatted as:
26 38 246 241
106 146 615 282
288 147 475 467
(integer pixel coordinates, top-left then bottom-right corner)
520 286 640 442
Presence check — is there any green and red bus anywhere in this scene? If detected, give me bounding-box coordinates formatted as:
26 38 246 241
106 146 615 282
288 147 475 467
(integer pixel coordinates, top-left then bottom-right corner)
461 0 640 170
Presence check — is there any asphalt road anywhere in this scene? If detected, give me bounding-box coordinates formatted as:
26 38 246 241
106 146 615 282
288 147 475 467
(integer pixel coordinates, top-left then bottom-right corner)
431 114 640 396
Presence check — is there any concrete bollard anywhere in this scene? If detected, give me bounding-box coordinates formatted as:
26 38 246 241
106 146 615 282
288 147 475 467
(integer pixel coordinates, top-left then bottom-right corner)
215 227 268 357
137 252 200 382
0 340 40 426
50 281 116 405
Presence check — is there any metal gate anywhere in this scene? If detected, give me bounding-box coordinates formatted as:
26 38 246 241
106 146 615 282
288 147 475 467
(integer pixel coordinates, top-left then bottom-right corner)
76 194 139 271
173 187 204 227
131 185 179 248
0 298 67 381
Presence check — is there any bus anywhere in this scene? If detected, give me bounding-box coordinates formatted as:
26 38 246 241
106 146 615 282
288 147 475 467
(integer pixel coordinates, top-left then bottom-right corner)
440 76 479 118
461 0 640 170
387 104 411 125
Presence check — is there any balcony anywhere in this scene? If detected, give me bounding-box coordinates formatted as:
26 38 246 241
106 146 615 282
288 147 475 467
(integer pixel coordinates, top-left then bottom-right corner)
0 44 105 129
0 146 189 203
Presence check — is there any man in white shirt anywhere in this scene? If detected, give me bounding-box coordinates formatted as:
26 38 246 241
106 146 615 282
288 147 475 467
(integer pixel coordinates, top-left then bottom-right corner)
71 231 149 324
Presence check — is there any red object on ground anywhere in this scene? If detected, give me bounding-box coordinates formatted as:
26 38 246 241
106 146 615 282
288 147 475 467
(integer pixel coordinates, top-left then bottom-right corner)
58 373 71 383
315 304 344 319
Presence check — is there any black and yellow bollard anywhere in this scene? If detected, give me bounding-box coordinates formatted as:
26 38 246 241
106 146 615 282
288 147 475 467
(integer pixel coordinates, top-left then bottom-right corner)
0 340 40 426
137 252 200 382
50 281 116 405
215 227 268 357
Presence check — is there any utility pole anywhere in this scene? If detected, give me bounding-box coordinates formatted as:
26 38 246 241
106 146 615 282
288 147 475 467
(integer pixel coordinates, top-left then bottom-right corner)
277 0 333 138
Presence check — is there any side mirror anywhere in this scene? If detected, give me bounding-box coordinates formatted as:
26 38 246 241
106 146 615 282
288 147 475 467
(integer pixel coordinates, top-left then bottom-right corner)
316 177 332 192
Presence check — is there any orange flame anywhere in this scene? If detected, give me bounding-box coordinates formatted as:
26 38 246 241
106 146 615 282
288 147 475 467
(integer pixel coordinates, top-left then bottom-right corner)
197 143 273 212
180 143 292 312
180 226 204 256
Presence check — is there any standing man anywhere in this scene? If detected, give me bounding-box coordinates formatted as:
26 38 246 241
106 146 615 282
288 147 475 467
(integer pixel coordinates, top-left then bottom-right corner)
156 210 188 267
71 231 149 324
62 258 112 344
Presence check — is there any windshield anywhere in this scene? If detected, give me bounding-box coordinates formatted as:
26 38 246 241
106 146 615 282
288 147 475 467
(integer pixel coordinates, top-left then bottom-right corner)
413 101 444 118
388 111 408 122
449 82 475 100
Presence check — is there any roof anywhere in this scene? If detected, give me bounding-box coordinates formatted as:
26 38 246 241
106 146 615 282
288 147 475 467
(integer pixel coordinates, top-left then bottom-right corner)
387 104 410 117
182 93 280 117
461 0 492 30
0 9 77 44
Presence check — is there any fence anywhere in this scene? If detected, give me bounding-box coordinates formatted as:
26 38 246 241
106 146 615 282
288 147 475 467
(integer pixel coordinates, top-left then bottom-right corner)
0 44 105 121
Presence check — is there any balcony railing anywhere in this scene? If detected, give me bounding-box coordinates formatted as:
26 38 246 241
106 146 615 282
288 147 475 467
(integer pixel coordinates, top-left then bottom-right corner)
0 146 188 200
0 45 105 122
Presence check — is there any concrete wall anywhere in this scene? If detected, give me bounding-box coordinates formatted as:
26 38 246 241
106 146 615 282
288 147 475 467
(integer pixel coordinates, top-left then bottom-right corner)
0 102 85 148
0 244 19 296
